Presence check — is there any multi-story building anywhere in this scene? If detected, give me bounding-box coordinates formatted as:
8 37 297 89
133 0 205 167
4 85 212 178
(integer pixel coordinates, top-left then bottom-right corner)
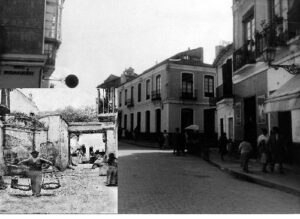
214 44 234 140
117 48 216 139
232 0 300 163
0 0 65 88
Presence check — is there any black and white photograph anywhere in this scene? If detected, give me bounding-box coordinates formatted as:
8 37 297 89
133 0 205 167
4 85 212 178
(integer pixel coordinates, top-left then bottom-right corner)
1 0 300 215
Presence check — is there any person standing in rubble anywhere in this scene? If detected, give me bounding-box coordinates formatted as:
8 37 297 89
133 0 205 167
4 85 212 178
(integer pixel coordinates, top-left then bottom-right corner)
18 150 53 197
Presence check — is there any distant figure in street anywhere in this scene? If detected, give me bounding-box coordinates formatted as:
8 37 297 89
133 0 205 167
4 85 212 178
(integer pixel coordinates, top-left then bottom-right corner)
268 127 285 174
239 140 253 173
180 131 186 156
162 130 169 150
18 150 53 197
257 128 270 173
173 128 181 156
218 133 228 161
106 153 118 186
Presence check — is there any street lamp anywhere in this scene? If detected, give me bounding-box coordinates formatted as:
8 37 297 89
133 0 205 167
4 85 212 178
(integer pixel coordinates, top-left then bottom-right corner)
263 47 300 75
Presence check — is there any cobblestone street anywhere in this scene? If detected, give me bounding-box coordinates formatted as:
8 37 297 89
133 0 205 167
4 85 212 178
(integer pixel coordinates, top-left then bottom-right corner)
118 142 300 214
0 164 117 214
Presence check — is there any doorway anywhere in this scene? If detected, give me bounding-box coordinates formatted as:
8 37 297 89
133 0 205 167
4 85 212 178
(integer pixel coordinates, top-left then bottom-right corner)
181 108 194 132
244 96 257 154
204 109 215 136
278 111 292 163
155 109 161 133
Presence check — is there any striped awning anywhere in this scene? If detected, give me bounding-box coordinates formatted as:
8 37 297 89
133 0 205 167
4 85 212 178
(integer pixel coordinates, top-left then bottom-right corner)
264 74 300 113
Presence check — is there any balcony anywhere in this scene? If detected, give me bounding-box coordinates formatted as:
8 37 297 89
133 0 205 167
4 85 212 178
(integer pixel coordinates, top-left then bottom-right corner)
256 19 300 58
126 98 134 107
216 84 233 102
151 91 161 101
180 89 197 100
233 40 256 71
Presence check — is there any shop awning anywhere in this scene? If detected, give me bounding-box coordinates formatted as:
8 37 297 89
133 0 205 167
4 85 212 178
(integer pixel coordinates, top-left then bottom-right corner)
264 74 300 113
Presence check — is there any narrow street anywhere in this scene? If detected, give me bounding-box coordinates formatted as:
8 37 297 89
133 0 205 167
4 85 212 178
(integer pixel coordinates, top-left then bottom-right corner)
118 142 300 214
0 164 117 214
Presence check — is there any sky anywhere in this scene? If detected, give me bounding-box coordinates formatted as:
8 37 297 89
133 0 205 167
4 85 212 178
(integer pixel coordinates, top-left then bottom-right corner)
23 0 233 112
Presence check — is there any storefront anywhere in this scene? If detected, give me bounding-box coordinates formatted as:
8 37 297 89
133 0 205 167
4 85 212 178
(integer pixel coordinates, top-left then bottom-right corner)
265 74 300 165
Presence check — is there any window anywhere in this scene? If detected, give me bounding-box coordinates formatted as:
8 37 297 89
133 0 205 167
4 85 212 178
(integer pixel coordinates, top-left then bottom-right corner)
146 80 151 100
138 83 142 102
130 113 134 132
156 75 161 93
182 73 193 94
124 114 127 130
204 75 214 97
243 8 255 52
125 89 128 105
131 86 134 100
119 91 122 107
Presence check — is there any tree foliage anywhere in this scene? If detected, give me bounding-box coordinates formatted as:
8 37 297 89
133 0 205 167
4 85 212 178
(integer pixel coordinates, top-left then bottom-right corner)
41 106 98 123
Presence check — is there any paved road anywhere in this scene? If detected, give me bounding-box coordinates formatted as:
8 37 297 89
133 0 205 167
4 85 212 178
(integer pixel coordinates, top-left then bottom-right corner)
0 164 117 214
118 142 300 214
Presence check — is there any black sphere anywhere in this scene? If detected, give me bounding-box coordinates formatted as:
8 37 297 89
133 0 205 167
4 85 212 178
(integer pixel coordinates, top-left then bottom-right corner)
65 74 79 88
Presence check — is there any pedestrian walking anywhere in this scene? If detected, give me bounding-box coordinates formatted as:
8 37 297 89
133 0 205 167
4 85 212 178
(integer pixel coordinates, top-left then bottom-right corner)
106 153 118 186
268 127 285 174
218 133 228 161
239 140 253 173
257 128 270 173
18 150 53 197
162 130 169 150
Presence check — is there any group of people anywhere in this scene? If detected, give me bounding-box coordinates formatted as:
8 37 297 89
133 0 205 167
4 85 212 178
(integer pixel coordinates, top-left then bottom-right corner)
158 128 210 160
218 127 286 174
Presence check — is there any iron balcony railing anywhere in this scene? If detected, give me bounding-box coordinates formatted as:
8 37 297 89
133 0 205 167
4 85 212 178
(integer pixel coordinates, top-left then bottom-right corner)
180 89 197 100
256 18 300 58
151 91 161 101
233 40 256 71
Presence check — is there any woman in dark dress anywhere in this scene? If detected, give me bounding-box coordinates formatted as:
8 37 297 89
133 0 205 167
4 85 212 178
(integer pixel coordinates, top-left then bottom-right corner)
18 150 53 197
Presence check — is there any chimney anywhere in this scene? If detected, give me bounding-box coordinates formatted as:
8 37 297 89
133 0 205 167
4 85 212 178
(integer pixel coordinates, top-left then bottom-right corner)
215 45 225 58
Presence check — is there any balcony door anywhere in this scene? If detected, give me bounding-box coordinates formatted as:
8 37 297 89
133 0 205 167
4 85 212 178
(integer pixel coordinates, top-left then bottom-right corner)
182 73 193 99
181 108 193 131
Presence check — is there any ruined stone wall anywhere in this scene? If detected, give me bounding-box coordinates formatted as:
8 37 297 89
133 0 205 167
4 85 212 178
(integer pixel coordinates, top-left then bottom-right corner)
106 129 117 157
39 116 69 170
0 121 5 174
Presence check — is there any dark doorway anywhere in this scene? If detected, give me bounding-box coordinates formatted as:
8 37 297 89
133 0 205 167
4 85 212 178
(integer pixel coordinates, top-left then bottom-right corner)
204 109 215 136
137 112 141 132
220 118 224 134
181 108 194 131
155 109 161 133
124 114 127 130
130 113 134 132
145 111 150 134
278 111 292 163
244 96 257 155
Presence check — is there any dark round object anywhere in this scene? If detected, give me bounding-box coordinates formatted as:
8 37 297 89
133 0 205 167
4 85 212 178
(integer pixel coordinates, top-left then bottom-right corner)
65 74 79 88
